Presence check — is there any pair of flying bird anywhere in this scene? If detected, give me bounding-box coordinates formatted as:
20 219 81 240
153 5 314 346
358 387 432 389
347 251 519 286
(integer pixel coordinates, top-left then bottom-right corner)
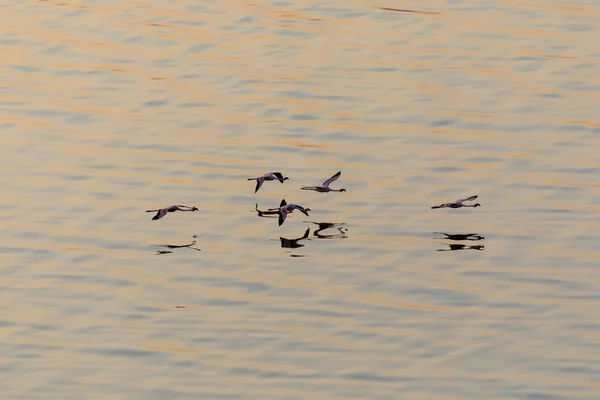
247 171 346 194
145 200 308 226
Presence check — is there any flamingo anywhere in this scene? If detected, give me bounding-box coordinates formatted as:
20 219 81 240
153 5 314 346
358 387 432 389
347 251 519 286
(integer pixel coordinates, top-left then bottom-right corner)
146 205 198 220
431 195 480 209
247 172 289 193
301 171 346 193
277 199 311 226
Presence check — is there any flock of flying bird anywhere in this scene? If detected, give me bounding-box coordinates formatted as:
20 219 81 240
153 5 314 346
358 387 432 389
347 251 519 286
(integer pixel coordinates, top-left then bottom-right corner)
145 170 348 226
146 170 482 253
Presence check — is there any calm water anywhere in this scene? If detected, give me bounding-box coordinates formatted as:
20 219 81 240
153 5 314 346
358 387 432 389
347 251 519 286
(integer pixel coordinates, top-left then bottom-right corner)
2 0 600 398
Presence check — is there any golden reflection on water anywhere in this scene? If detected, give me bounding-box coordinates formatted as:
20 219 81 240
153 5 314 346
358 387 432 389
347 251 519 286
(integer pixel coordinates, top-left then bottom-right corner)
2 0 600 398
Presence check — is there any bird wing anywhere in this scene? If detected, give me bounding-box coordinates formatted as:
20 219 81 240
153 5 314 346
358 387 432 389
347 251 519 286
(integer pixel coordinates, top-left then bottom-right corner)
280 199 287 207
322 171 341 188
152 209 166 220
278 209 286 226
254 177 264 193
272 172 285 182
455 195 478 203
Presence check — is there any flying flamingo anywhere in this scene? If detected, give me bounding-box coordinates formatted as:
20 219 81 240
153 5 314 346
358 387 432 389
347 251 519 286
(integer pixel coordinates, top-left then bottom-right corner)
146 205 198 220
301 171 346 193
247 172 289 193
277 199 311 226
431 195 480 209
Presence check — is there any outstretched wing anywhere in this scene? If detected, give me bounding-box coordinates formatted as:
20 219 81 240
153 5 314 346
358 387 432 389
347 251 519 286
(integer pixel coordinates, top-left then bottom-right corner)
280 199 287 207
322 171 341 188
278 210 286 226
455 195 478 203
254 177 265 193
151 209 166 220
272 172 285 183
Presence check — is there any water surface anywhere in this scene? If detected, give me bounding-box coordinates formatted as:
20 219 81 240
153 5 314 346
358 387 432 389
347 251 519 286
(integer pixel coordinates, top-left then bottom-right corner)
1 0 600 399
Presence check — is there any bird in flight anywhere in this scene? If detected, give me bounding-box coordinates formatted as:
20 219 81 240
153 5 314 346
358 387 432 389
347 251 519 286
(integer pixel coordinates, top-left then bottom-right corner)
247 172 289 193
431 195 480 209
301 171 346 193
146 205 198 220
277 199 311 226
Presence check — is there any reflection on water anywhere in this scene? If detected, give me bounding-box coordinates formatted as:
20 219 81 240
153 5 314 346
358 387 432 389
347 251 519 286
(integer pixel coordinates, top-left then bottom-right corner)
310 222 348 239
276 223 348 256
151 235 201 255
436 243 485 252
279 228 310 249
434 232 485 252
254 203 279 218
433 232 485 241
3 0 600 398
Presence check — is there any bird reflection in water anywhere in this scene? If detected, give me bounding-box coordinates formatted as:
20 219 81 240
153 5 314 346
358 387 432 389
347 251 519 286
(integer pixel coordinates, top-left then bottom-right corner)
152 235 201 255
434 232 484 241
272 221 349 257
309 222 348 239
276 228 312 257
253 203 279 218
280 228 310 249
434 232 484 251
437 244 485 252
